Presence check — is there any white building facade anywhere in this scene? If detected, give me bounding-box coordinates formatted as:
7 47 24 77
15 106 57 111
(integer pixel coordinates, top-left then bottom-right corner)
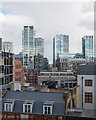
78 64 96 110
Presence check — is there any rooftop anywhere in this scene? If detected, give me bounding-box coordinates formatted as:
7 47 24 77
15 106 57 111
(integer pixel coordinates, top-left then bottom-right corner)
3 90 64 102
2 91 65 116
78 64 96 75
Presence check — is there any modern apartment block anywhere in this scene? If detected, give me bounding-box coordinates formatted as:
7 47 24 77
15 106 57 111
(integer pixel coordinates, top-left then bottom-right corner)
34 37 44 56
3 42 13 53
0 51 14 85
82 36 93 60
0 39 14 86
14 61 22 85
22 26 35 69
53 34 69 67
78 64 96 110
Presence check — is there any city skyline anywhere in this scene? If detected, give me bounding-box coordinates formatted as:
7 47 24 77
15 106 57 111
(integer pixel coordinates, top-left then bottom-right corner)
0 2 94 63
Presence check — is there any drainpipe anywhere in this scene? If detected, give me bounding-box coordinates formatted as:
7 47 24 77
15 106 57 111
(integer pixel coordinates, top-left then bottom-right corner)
82 76 83 109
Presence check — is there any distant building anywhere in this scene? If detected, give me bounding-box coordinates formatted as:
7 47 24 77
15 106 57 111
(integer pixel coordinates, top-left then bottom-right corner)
34 54 49 72
78 64 96 110
22 66 28 83
15 52 23 64
26 74 38 85
34 37 44 56
82 36 93 60
22 26 35 69
74 53 83 58
43 57 49 71
10 81 21 91
53 34 69 67
57 53 75 60
34 54 44 72
14 61 22 85
56 58 93 72
38 71 77 89
3 42 13 53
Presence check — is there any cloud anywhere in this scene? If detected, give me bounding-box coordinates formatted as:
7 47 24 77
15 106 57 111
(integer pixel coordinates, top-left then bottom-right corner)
78 13 94 31
81 2 94 13
0 12 36 54
1 2 94 64
78 3 94 32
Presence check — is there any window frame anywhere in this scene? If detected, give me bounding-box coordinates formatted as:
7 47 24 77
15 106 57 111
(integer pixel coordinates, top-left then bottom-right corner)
85 92 92 103
23 103 33 113
43 105 52 115
85 79 92 86
4 103 12 112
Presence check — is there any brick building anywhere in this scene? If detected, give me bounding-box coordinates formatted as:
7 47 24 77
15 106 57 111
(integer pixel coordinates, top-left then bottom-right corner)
26 74 38 85
14 61 22 85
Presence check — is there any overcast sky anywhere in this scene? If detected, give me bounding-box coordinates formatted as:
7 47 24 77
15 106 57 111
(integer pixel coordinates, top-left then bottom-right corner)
0 2 94 63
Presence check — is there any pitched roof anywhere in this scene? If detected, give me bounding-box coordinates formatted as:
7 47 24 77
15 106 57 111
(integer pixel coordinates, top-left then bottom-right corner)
2 91 65 116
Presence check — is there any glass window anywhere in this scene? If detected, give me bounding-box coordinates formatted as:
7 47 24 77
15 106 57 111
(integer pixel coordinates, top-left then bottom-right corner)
9 104 11 112
85 92 92 103
28 105 30 113
43 106 52 114
24 104 32 113
6 104 8 111
85 80 92 86
45 107 47 114
48 107 50 114
25 105 27 113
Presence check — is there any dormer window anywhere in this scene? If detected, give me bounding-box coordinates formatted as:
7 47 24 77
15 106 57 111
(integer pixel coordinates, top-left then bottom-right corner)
43 102 53 115
23 101 33 113
4 100 15 112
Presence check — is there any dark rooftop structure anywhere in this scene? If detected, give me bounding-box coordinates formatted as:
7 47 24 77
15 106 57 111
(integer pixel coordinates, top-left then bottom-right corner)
78 64 96 75
2 91 65 116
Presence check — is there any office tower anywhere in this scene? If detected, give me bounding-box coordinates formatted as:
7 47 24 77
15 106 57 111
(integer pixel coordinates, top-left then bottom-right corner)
53 34 69 67
22 26 35 69
3 42 13 53
34 37 44 56
82 36 93 60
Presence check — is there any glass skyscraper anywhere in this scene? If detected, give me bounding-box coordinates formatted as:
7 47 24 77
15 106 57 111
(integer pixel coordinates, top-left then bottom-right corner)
34 37 44 56
82 36 93 60
22 26 35 69
53 34 69 67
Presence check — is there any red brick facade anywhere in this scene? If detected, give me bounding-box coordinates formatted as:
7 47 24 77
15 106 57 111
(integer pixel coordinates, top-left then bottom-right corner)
15 61 22 85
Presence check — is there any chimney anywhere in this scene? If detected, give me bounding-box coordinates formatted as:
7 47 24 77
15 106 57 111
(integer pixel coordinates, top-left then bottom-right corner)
63 91 71 120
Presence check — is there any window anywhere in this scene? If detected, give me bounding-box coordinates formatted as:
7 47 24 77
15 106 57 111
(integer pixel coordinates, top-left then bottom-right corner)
23 103 33 113
85 92 92 103
16 72 18 76
85 80 92 86
5 103 12 112
19 65 21 68
15 65 18 68
43 105 52 114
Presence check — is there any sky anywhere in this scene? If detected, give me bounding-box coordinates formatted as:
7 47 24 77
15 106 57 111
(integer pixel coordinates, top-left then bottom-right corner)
0 1 94 63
